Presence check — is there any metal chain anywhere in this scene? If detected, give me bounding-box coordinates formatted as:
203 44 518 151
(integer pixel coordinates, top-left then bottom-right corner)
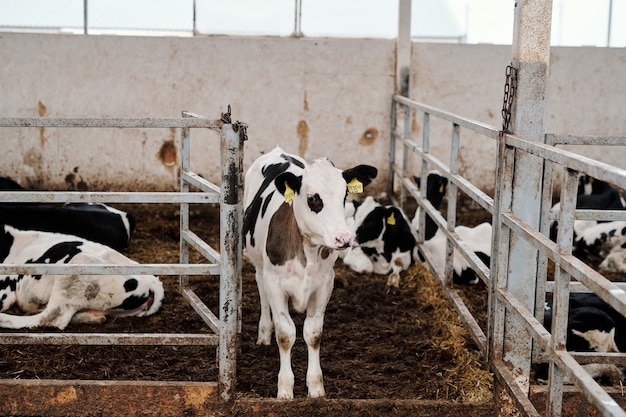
500 64 518 135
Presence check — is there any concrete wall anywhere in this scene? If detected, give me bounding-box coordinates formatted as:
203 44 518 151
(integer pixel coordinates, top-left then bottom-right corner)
1 33 624 195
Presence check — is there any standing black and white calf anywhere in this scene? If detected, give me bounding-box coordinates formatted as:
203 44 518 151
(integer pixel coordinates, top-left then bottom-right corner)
243 147 377 399
0 225 163 329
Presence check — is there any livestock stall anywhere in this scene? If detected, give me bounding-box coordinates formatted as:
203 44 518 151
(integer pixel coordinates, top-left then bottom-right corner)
1 1 626 416
0 110 245 412
390 2 626 415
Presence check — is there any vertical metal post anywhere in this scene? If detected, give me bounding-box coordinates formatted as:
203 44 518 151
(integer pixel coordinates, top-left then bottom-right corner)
388 99 398 197
546 168 577 416
606 0 613 48
489 133 515 362
400 103 410 207
179 113 192 291
396 0 411 96
418 112 430 244
502 0 553 394
83 0 88 34
218 123 243 401
293 0 303 37
192 0 197 36
445 124 460 286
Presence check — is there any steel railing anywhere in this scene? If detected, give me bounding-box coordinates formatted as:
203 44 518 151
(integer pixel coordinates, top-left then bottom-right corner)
390 94 626 417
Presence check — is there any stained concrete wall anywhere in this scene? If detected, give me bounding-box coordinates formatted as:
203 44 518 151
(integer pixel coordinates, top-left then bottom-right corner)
0 33 624 195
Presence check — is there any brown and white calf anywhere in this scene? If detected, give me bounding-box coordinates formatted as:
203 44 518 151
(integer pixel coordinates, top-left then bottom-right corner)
0 225 164 329
243 147 377 399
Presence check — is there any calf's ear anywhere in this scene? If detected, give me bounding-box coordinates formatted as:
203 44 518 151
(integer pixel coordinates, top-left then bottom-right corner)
343 165 378 192
275 172 302 198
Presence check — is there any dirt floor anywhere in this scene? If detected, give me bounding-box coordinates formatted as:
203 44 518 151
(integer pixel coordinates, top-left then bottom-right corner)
0 202 496 410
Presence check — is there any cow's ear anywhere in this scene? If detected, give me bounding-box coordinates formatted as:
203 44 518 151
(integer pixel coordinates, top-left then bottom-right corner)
343 165 378 194
275 172 302 202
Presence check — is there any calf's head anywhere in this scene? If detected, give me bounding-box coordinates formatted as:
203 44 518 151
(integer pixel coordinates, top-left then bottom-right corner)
275 158 377 250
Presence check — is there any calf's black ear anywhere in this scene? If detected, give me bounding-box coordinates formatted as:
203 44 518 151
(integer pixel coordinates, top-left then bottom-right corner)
342 165 378 192
275 172 302 201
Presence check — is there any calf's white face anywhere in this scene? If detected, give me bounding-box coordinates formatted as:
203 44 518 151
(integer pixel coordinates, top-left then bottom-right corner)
278 158 353 250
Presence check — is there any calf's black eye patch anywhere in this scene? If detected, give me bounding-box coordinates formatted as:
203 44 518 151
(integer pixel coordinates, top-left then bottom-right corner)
307 193 323 213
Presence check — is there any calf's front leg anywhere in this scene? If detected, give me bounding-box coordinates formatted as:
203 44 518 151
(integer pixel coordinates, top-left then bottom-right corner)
303 310 326 398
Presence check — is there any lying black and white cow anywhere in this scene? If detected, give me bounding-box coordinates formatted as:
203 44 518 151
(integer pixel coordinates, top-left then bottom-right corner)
340 172 448 290
0 225 163 329
0 177 135 251
243 147 377 399
410 172 491 285
550 175 626 243
0 203 135 252
341 196 417 289
537 292 626 383
573 221 626 272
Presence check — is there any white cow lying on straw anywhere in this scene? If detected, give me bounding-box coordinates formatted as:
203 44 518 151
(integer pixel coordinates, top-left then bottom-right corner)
0 225 163 329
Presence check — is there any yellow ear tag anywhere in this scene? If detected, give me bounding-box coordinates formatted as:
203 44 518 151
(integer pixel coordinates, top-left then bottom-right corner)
347 178 364 194
439 183 444 193
283 182 294 203
386 212 396 226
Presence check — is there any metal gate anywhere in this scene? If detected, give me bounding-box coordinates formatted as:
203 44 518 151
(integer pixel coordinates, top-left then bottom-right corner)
390 94 626 416
0 109 245 405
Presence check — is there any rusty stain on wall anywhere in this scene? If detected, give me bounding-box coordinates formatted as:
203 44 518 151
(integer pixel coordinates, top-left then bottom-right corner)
359 127 379 146
297 120 309 156
157 140 178 171
345 116 353 126
411 111 421 134
65 167 87 190
38 100 47 147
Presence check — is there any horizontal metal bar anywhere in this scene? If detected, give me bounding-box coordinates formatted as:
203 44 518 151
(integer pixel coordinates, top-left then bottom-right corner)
497 288 552 352
393 146 494 213
181 287 221 334
0 263 220 276
535 351 626 366
490 358 543 417
546 133 626 146
0 332 219 346
182 230 221 263
182 171 221 194
553 350 626 417
393 95 500 140
415 240 488 355
546 281 626 293
505 133 626 191
549 208 626 222
501 211 626 318
0 117 222 130
0 191 220 204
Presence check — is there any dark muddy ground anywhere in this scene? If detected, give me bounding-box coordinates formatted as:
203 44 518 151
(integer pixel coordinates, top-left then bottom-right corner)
0 203 494 407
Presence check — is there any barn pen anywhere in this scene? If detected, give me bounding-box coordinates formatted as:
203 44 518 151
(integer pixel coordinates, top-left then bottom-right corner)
2 0 626 416
0 109 245 412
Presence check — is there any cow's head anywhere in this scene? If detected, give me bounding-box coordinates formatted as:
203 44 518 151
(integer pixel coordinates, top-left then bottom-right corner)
106 274 164 317
275 158 377 250
0 277 18 312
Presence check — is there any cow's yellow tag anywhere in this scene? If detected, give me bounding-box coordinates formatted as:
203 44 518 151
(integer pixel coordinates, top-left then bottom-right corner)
283 182 295 203
347 178 363 194
439 183 444 193
386 212 396 226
